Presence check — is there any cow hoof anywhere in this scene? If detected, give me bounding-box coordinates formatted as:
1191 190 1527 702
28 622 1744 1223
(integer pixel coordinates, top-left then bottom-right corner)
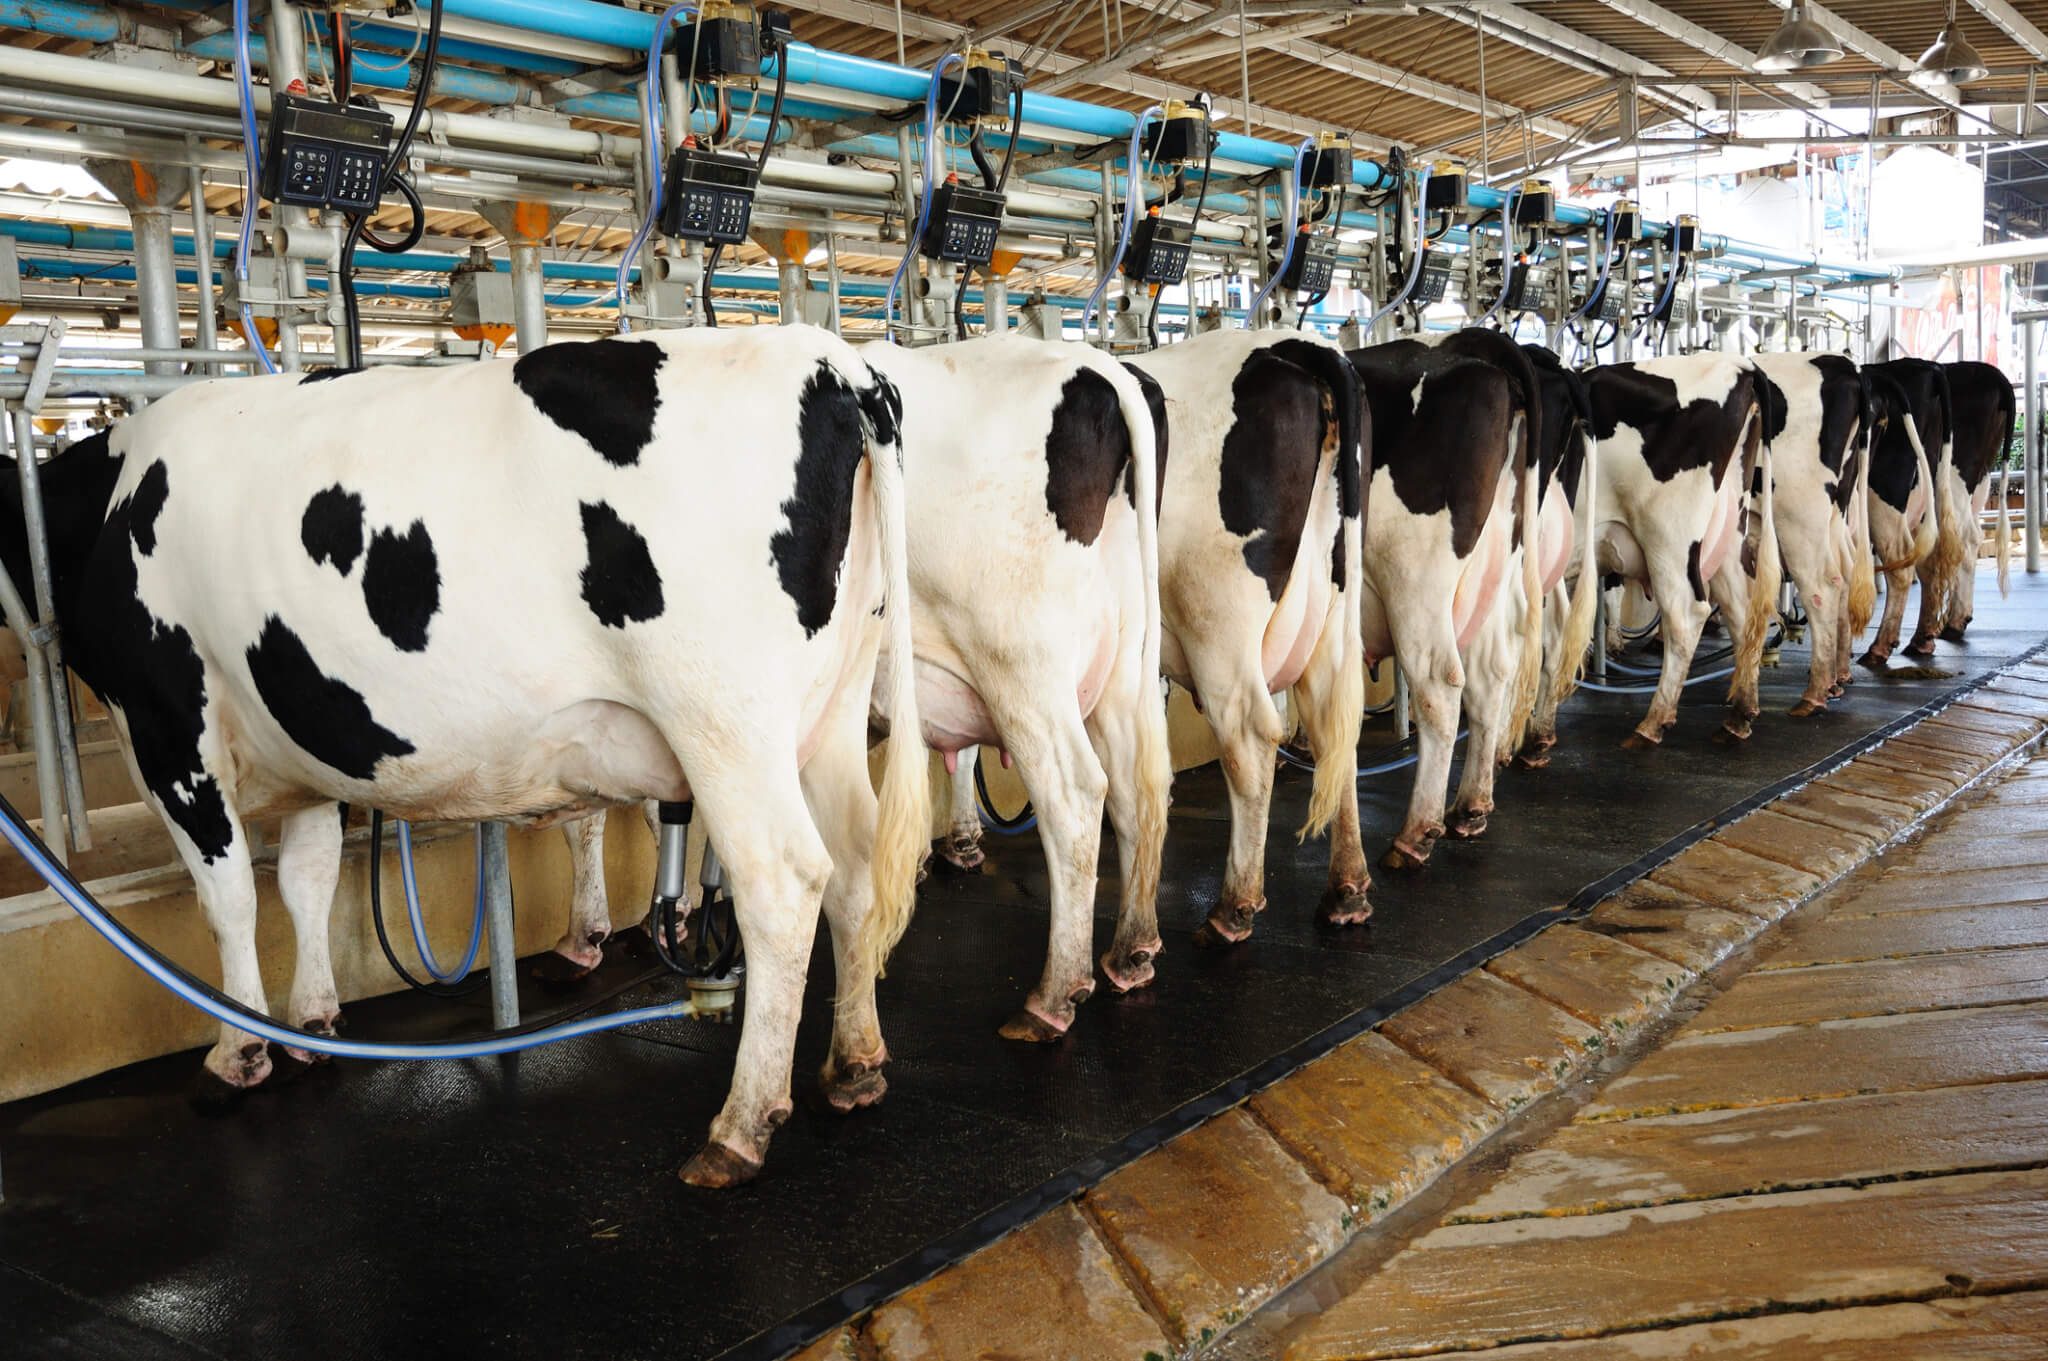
188 1069 253 1117
1857 649 1891 669
1447 808 1489 840
1513 740 1553 769
1788 698 1826 718
1906 637 1937 658
998 1006 1071 1043
1714 719 1752 745
1939 626 1968 644
1318 883 1373 927
821 1059 889 1113
267 1043 318 1087
1621 730 1661 751
679 1141 763 1188
1380 839 1434 872
531 947 601 990
929 833 985 874
1193 899 1262 948
1101 940 1161 992
1828 683 1847 699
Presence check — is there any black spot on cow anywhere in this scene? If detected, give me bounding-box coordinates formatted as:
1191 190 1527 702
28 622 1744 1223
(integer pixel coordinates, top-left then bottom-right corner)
1751 365 1789 450
1524 345 1593 510
1043 369 1131 547
127 460 170 556
1945 360 2018 489
1585 364 1757 486
1213 350 1326 600
245 615 416 781
299 367 361 384
1119 362 1169 511
1806 355 1865 513
771 360 867 637
301 485 365 576
362 521 440 653
579 501 664 628
1266 339 1364 519
512 337 666 467
58 475 234 862
1866 371 1926 514
1686 540 1706 601
0 430 125 640
855 367 903 450
1349 344 1513 559
1869 359 1952 489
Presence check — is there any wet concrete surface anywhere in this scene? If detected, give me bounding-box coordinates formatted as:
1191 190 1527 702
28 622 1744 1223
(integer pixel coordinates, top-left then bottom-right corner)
2 575 2043 1361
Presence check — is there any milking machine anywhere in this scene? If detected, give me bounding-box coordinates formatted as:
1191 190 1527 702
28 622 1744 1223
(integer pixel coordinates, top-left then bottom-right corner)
1111 99 1216 348
648 800 744 1023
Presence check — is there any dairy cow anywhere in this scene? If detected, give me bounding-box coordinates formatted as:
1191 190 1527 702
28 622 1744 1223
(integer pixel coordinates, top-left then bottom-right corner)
1750 352 1875 714
1347 338 1535 867
860 337 1169 1039
1517 345 1603 764
1583 354 1781 746
1126 330 1368 942
0 328 926 1187
1934 359 2017 639
1860 359 1950 664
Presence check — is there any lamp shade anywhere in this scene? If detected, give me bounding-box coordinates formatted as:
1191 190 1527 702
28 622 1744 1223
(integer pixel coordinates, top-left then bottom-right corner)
1911 21 1991 87
1756 5 1846 72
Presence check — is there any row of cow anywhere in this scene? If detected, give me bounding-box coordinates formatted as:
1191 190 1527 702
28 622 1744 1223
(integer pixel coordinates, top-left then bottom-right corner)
0 324 2011 1184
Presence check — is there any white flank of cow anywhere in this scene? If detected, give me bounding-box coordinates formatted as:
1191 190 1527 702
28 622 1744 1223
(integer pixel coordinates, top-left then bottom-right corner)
15 327 926 1187
1129 329 1369 940
859 336 1171 1040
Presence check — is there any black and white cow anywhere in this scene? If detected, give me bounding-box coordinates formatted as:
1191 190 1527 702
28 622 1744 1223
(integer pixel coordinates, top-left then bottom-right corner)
1864 357 1960 660
1583 354 1781 746
2 328 927 1187
1859 365 1940 665
1518 344 1603 765
1750 352 1874 715
1935 359 2017 638
859 336 1170 1039
1347 337 1535 866
1126 329 1368 942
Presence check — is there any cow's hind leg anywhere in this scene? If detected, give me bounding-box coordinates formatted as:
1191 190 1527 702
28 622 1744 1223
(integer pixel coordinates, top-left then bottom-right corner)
801 699 891 1115
536 812 611 985
1382 601 1463 869
678 760 831 1187
1293 604 1370 926
273 802 345 1070
1185 667 1281 947
1707 561 1759 740
994 702 1109 1040
1450 599 1516 840
935 745 986 872
1626 553 1709 748
1520 583 1569 766
1087 631 1170 991
1862 564 1912 666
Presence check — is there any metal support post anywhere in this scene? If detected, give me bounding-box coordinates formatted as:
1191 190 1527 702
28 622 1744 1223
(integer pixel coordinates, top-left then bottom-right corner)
83 159 188 379
1392 665 1410 742
2028 319 2041 574
267 0 312 370
477 201 564 354
481 819 519 1029
1592 586 1609 683
188 164 220 373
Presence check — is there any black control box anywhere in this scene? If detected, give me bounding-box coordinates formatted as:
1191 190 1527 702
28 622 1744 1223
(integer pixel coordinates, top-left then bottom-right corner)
1500 259 1534 312
1302 141 1351 189
669 7 790 80
1514 188 1556 226
1424 171 1469 212
658 146 760 244
1122 214 1192 285
1597 279 1628 322
1415 250 1452 305
1142 112 1218 165
920 182 1005 264
259 94 394 212
936 53 1024 123
1280 232 1339 294
1671 216 1700 253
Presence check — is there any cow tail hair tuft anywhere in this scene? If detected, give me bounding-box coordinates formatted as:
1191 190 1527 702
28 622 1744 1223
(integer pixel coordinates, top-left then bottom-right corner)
1296 356 1365 843
1552 419 1601 707
1904 413 1939 574
1847 419 1878 638
1109 358 1171 910
1505 410 1544 753
1997 375 2015 599
853 365 928 998
1736 428 1782 691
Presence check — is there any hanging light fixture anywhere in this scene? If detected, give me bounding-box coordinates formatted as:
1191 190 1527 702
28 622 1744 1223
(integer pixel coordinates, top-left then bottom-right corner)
1911 0 1991 88
1755 4 1846 72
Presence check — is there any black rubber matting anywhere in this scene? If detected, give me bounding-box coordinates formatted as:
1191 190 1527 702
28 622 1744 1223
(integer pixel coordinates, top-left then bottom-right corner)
4 571 2045 1361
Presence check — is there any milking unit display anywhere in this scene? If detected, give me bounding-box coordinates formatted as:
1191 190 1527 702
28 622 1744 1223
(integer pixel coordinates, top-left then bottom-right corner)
0 0 2033 1209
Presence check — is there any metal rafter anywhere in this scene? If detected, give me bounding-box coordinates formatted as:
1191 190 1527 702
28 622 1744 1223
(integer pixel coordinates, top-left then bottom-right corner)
1964 0 2048 63
1430 4 1718 115
1760 0 1910 69
1584 0 1828 102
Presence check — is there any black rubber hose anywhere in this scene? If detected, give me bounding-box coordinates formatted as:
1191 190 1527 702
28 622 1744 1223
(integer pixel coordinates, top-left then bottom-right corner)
969 129 998 191
368 809 488 999
994 83 1023 193
973 754 1035 833
702 242 722 326
336 0 441 368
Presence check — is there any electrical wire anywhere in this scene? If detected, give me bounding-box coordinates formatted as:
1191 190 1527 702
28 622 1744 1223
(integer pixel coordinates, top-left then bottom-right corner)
1568 205 1619 323
616 3 699 329
348 6 425 73
1477 181 1523 329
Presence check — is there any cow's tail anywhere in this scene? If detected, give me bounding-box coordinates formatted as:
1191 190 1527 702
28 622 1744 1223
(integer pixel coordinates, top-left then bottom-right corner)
1107 359 1171 910
853 370 928 993
1903 418 1939 571
1551 426 1601 707
1505 410 1544 752
1997 376 2016 599
1735 429 1782 688
1847 424 1877 637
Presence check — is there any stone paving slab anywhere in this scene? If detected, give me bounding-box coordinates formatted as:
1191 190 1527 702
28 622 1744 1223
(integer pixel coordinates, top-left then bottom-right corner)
1864 827 2048 875
1247 1033 1499 1220
1452 1079 2048 1223
1689 944 2048 1031
1377 970 1603 1112
1483 925 1689 1037
1647 838 1822 920
785 1328 861 1361
1814 761 1956 815
1408 1292 2048 1360
1710 807 1871 880
866 1204 1172 1361
1580 879 1763 972
1857 740 1987 789
1897 718 2032 762
1584 1002 2048 1120
1085 1108 1347 1350
1283 1168 2048 1361
1768 901 2048 964
1769 781 1919 844
1920 705 2045 746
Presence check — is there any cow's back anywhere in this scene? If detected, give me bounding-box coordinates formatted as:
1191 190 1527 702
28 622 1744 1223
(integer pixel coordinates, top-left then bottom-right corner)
1945 360 2016 487
1349 344 1512 558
